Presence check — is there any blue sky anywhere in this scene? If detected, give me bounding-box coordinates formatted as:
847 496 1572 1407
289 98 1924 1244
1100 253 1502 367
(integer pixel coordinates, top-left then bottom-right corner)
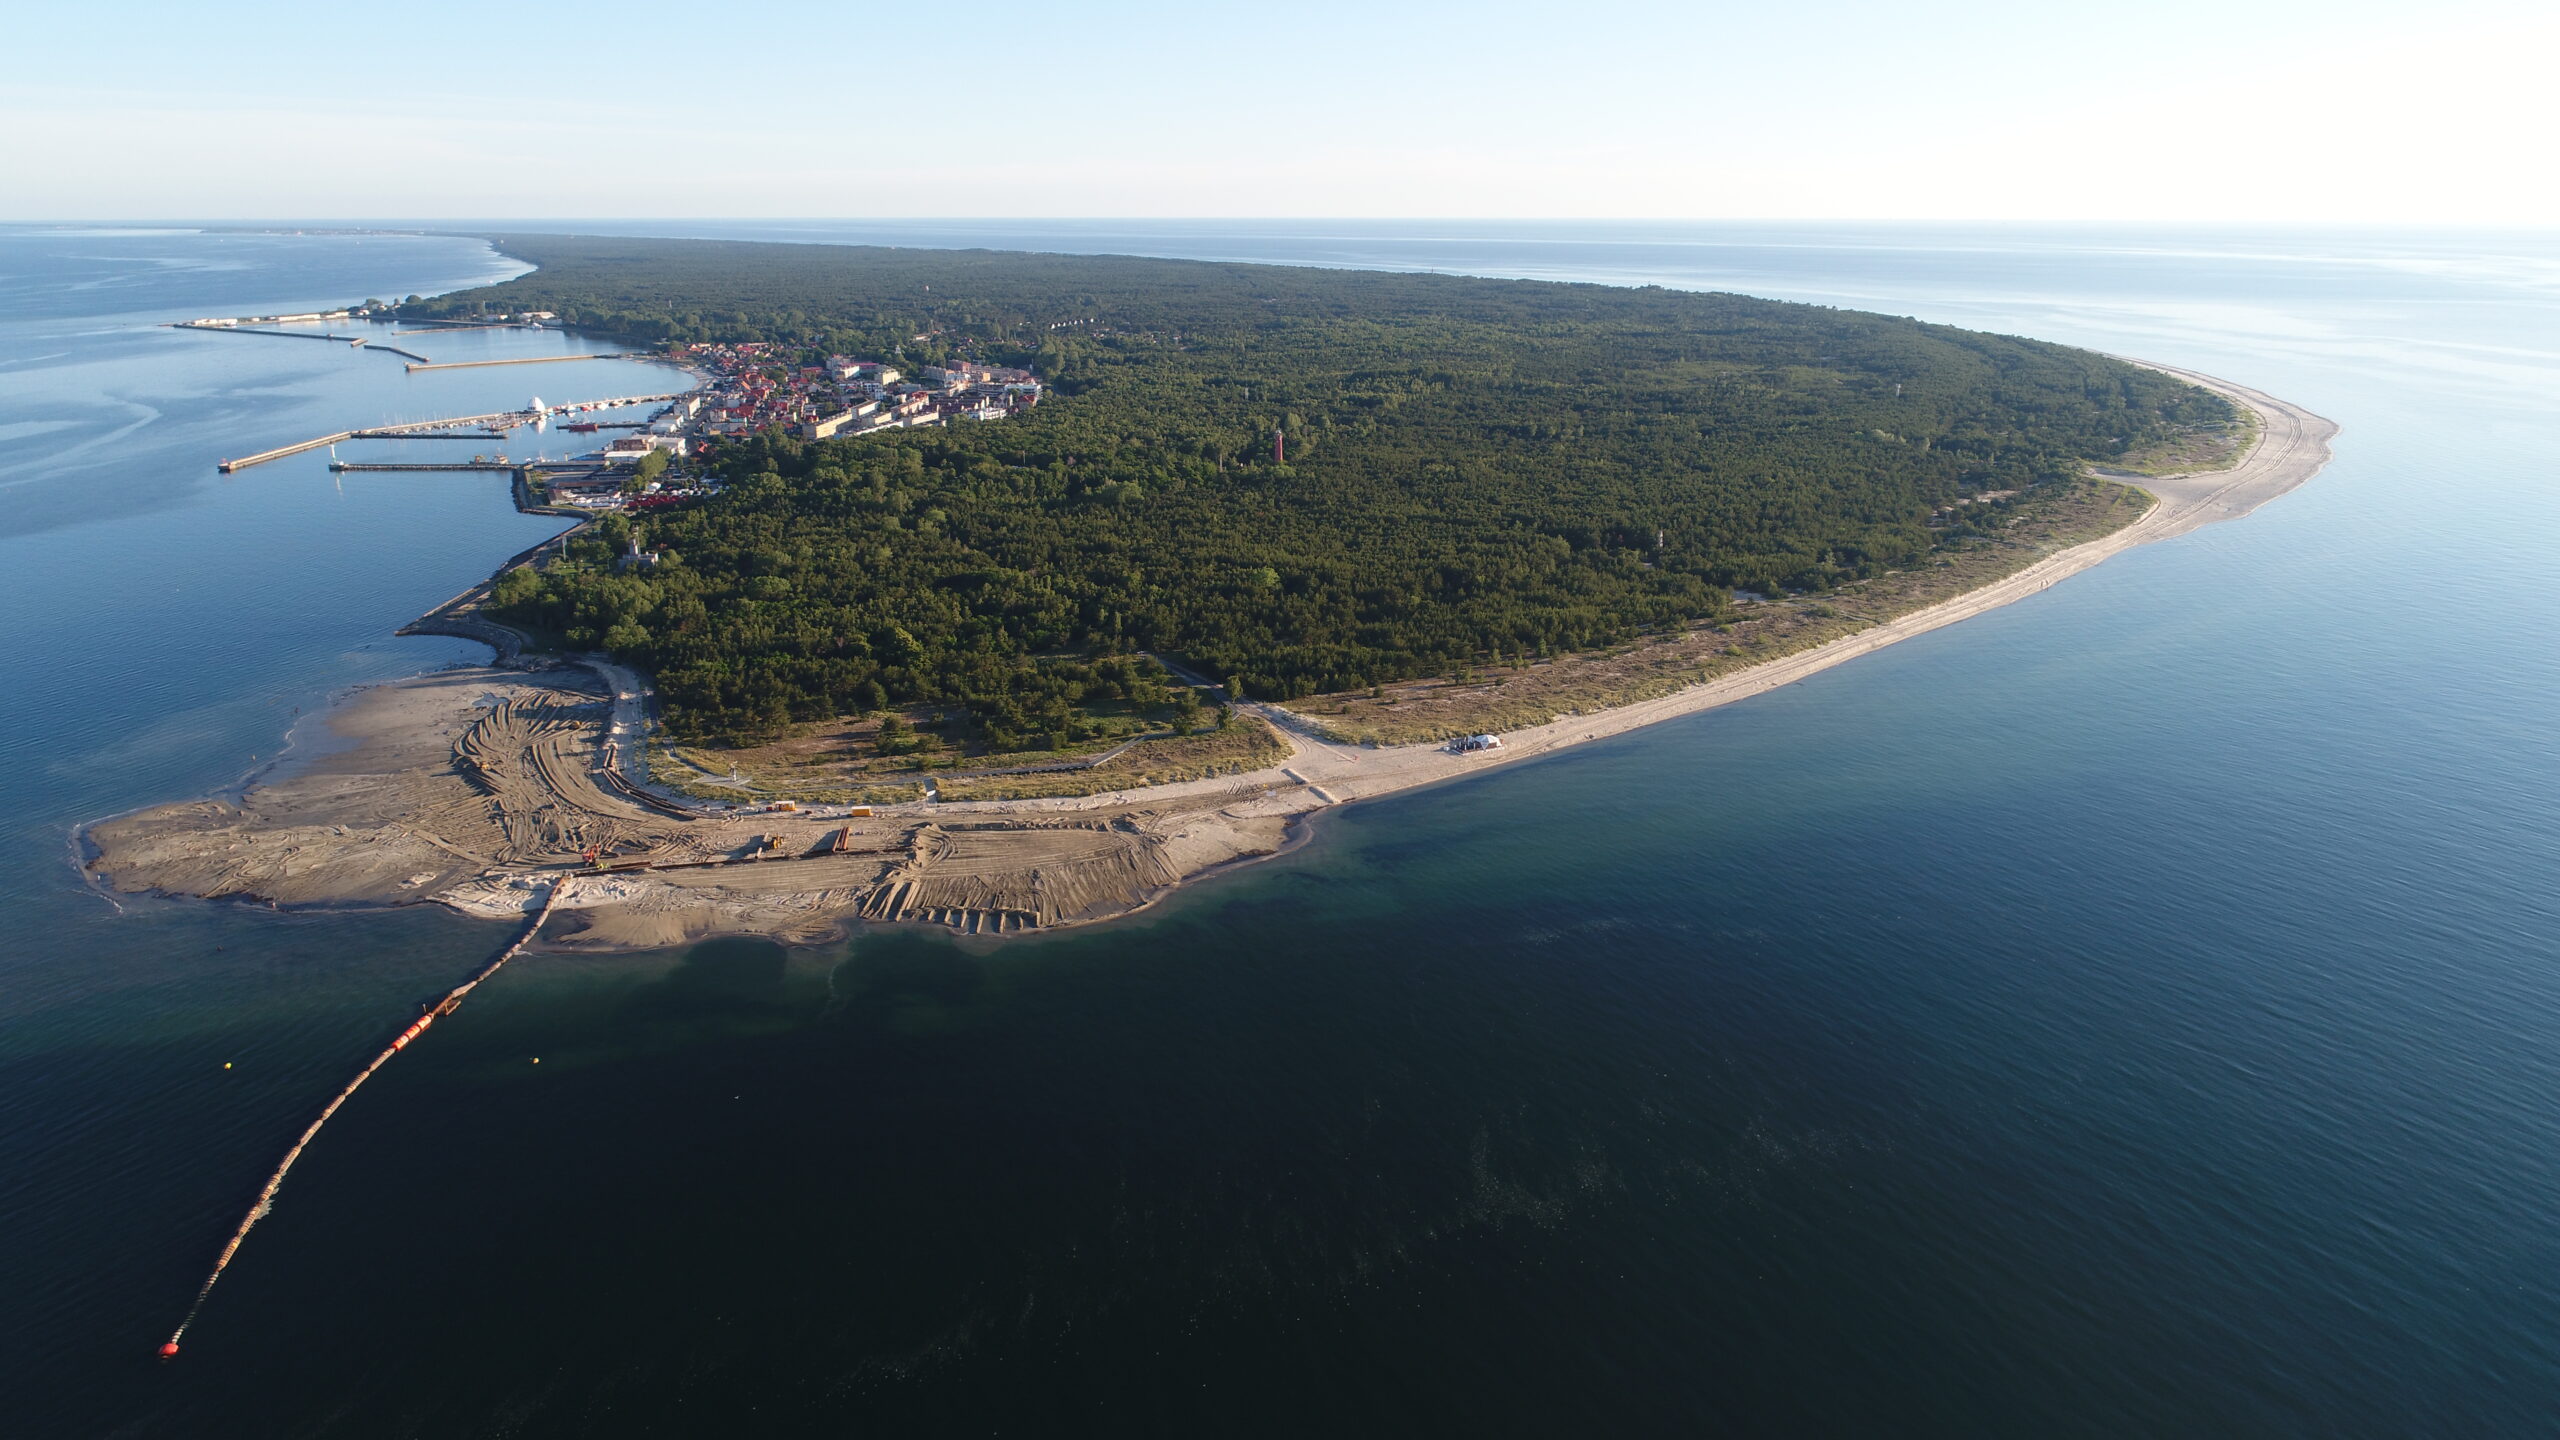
9 0 2553 221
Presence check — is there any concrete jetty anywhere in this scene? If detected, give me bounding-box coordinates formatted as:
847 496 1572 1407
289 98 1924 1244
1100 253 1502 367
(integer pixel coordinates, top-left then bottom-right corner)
329 462 520 473
172 321 431 364
347 429 509 440
176 324 358 345
405 353 644 373
219 431 356 472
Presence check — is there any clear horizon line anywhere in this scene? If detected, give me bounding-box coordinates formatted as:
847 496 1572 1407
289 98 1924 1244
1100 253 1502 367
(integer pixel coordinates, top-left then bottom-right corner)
10 216 2560 234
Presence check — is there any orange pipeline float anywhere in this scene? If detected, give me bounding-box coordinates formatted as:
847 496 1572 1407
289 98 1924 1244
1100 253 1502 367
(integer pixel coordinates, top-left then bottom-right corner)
156 881 562 1360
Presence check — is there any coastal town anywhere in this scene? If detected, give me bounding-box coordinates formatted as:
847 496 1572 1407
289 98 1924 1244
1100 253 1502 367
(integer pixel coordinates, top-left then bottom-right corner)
182 309 1053 510
534 343 1043 512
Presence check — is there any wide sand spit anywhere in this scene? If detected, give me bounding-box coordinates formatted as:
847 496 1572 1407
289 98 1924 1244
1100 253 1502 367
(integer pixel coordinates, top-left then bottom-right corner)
83 365 2335 949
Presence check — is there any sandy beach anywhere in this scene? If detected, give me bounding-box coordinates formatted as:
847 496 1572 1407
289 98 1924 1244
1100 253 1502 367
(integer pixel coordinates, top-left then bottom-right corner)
1189 364 2336 808
84 366 2334 949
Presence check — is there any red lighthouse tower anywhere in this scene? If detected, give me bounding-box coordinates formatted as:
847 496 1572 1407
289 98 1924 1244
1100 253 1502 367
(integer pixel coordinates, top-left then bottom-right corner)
1273 428 1285 465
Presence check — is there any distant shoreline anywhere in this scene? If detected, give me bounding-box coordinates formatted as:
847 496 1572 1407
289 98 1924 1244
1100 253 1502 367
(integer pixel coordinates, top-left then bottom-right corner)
81 364 2334 951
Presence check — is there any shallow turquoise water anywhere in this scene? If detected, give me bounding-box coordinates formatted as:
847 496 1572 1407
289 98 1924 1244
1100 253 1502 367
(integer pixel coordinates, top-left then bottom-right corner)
4 224 2558 1435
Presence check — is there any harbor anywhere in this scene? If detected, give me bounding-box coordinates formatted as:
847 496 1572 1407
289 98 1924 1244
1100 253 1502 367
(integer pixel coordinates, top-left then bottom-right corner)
217 394 688 472
171 321 434 363
173 306 607 372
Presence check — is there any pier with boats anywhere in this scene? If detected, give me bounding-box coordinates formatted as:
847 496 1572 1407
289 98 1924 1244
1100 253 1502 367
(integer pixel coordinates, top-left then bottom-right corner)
216 394 687 472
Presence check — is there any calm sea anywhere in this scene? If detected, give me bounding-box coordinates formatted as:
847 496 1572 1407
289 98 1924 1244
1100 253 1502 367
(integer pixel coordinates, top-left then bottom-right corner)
4 222 2557 1436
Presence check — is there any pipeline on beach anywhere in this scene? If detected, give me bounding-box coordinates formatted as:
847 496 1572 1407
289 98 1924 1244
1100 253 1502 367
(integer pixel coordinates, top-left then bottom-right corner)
157 879 565 1360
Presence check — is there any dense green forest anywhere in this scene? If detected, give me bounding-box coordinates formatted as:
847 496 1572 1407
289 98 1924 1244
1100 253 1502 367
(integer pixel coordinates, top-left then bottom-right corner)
432 235 2232 743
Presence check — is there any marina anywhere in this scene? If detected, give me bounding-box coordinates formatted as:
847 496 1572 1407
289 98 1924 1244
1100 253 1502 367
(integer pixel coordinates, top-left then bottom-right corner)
216 395 689 471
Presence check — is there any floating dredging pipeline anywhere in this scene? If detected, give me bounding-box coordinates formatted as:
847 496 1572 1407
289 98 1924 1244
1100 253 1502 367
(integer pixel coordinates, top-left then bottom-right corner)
157 880 565 1360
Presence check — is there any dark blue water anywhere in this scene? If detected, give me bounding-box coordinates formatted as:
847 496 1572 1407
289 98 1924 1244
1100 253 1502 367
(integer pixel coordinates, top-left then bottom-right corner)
4 224 2558 1436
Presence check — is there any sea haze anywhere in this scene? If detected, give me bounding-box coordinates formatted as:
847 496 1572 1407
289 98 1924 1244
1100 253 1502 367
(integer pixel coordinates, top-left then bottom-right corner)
3 222 2557 1435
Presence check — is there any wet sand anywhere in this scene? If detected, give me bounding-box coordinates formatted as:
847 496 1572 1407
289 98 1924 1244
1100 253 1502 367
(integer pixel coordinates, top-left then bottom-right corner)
84 368 2333 950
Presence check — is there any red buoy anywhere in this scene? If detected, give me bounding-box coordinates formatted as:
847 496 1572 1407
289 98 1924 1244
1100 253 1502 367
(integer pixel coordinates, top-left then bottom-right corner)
158 1341 180 1359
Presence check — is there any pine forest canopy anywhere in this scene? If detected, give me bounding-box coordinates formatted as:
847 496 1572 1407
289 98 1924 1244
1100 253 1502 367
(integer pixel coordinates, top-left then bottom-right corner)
427 235 2234 744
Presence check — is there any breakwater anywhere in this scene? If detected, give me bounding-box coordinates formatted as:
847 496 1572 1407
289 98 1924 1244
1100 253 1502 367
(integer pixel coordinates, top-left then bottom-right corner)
171 321 427 362
328 462 519 472
406 353 644 373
